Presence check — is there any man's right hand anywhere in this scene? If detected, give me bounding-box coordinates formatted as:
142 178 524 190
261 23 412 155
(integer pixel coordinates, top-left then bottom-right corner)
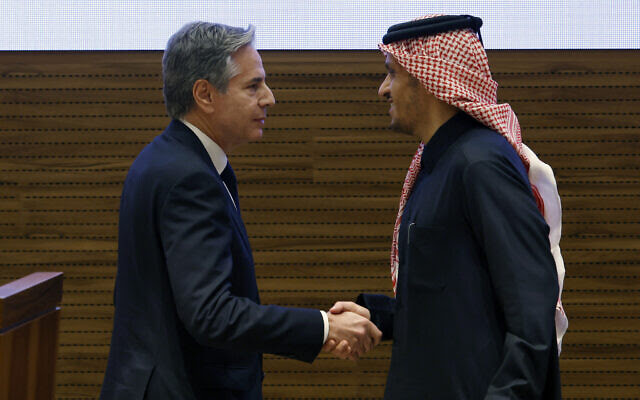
323 311 381 360
329 301 370 319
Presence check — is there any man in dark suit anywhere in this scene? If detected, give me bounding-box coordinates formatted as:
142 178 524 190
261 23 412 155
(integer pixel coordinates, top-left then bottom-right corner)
328 15 566 399
100 22 381 400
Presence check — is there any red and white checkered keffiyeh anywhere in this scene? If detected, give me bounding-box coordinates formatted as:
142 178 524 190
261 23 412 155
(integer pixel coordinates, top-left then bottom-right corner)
383 15 568 352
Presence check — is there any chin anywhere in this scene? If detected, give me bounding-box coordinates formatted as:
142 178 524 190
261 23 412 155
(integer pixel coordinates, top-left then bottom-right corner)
248 130 263 142
389 121 413 136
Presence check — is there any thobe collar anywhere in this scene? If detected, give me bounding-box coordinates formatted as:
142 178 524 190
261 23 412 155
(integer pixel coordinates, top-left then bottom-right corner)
421 112 482 173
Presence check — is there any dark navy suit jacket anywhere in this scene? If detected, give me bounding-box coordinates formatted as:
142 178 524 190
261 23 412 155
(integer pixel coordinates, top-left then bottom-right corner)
358 113 561 399
100 120 324 400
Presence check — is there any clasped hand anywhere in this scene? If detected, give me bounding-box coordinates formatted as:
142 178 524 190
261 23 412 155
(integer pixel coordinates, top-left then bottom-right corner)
322 301 381 360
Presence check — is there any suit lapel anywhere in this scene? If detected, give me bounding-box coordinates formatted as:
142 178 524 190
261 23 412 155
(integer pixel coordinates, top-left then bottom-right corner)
162 120 253 253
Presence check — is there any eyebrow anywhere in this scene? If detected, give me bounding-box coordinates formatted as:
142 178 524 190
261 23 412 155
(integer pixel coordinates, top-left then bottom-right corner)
384 62 393 72
248 76 264 85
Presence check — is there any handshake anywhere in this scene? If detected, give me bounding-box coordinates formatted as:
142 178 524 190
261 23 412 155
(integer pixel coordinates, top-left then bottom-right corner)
321 301 382 360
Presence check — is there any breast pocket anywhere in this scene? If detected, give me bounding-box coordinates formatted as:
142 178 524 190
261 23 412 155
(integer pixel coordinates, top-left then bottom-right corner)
407 224 448 290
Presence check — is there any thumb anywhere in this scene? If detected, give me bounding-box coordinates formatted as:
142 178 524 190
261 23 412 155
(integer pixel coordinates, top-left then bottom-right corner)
329 301 347 314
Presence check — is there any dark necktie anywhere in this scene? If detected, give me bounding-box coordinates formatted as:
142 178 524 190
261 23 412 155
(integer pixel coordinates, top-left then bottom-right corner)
220 161 239 210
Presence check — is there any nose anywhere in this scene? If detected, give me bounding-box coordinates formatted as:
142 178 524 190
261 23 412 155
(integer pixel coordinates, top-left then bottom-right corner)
260 84 276 108
378 74 391 100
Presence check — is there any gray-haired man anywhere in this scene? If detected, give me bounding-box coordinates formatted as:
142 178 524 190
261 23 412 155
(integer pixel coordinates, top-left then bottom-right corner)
100 22 381 400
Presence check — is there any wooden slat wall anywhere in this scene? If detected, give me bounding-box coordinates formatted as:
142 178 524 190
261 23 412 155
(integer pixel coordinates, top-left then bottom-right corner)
0 50 638 399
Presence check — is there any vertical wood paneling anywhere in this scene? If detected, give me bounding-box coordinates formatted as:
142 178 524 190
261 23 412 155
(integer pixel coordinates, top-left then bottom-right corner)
0 309 60 400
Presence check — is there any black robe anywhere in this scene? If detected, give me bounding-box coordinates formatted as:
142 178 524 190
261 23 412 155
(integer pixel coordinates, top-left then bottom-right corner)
359 113 561 399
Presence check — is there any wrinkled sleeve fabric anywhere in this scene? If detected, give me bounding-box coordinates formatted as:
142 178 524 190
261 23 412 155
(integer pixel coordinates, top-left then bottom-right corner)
356 293 395 341
462 157 560 399
159 171 323 363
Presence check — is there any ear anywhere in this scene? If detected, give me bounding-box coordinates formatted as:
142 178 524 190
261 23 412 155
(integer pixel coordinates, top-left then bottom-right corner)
192 79 217 113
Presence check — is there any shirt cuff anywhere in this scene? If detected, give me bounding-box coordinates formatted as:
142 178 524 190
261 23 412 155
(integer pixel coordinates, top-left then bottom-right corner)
320 310 329 344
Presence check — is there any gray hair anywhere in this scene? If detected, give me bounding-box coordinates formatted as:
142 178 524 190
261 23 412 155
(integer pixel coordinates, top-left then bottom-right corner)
162 21 255 119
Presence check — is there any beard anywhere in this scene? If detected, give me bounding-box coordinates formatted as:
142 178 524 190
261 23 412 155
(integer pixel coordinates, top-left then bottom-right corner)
388 91 420 136
389 118 414 136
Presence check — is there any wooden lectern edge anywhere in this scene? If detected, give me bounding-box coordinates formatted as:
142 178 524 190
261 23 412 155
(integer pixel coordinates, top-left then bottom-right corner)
0 306 61 334
0 272 64 331
0 272 64 299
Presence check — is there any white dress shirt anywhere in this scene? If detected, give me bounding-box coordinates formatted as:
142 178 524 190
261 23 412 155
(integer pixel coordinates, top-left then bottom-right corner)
180 119 329 344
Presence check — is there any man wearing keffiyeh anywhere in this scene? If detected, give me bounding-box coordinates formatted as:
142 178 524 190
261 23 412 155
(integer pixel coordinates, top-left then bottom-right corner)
329 15 567 399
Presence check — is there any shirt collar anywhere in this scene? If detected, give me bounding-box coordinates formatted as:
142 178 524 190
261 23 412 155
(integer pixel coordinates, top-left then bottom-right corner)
421 112 481 173
180 119 227 175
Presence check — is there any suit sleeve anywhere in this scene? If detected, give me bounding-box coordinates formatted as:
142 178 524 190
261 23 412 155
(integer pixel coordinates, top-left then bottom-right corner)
356 293 395 340
158 171 323 363
462 157 560 399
